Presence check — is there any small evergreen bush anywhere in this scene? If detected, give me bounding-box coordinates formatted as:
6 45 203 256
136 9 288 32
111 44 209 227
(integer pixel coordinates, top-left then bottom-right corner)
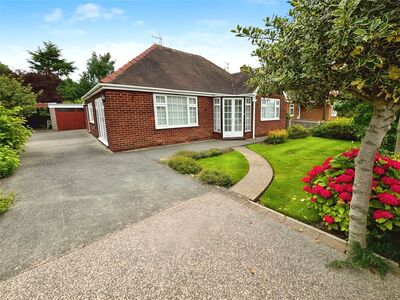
311 118 357 140
265 129 288 144
198 169 233 187
194 148 224 159
0 189 14 214
0 146 20 178
173 150 198 159
166 156 202 174
287 125 310 139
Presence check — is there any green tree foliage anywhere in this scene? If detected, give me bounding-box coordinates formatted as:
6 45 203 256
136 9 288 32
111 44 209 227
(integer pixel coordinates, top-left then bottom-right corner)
79 52 115 94
0 106 31 151
0 62 11 76
57 79 84 103
0 75 37 117
27 41 76 77
234 0 400 247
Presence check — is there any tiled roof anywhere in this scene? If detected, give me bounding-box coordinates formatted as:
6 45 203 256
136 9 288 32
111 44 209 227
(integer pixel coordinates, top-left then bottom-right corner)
100 44 254 95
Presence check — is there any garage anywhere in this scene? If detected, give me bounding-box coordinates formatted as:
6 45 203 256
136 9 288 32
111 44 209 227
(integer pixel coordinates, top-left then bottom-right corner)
48 103 86 131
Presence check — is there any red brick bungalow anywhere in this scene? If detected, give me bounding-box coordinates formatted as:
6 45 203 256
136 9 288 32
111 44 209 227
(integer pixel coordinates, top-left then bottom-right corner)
82 44 287 152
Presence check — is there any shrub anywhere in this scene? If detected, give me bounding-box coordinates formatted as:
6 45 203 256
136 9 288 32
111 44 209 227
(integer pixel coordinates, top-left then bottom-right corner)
0 146 20 178
166 156 202 174
194 148 224 159
173 150 198 159
0 189 14 214
198 169 233 187
0 106 32 151
311 118 357 140
302 148 400 239
265 129 288 144
287 125 310 139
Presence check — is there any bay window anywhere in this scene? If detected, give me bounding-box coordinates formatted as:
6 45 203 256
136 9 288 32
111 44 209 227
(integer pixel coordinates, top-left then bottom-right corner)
261 98 280 121
154 94 198 129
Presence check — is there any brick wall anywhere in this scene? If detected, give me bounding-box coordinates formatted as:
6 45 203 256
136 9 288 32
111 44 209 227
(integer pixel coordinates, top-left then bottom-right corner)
254 95 287 137
85 90 288 151
90 90 217 152
287 103 336 122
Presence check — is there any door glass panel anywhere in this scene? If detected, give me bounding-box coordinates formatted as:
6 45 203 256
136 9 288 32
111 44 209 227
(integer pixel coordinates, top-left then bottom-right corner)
224 99 232 132
234 99 242 131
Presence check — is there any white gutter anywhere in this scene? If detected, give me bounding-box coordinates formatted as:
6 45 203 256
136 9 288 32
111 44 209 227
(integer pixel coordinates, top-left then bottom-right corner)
82 83 254 100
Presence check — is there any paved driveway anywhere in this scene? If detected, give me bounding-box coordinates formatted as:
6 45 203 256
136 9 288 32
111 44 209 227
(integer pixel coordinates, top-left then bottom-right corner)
1 130 222 280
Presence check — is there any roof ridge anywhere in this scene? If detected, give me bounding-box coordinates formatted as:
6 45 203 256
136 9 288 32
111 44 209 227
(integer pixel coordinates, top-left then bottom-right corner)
100 44 159 83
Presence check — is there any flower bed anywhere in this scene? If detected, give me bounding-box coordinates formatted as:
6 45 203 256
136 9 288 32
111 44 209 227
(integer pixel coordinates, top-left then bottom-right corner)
303 148 400 240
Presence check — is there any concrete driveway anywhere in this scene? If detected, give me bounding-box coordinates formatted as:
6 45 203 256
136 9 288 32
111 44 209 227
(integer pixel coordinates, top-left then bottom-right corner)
0 130 220 280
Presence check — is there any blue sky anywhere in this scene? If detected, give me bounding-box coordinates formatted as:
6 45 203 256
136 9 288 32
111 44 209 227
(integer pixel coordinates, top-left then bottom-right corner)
0 0 290 80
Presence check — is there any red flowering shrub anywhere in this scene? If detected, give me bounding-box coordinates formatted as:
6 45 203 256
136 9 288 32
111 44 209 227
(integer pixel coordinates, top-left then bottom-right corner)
303 148 400 238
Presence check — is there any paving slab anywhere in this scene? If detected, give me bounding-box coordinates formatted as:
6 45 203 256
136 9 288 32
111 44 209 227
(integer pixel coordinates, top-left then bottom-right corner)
1 190 398 300
230 146 273 200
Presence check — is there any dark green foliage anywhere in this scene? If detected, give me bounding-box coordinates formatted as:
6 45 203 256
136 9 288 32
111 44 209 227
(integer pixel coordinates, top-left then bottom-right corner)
265 129 288 144
0 147 20 178
367 234 400 264
198 169 233 187
328 242 390 278
287 125 310 139
312 118 357 141
166 156 202 175
0 189 14 214
27 41 76 77
0 106 32 151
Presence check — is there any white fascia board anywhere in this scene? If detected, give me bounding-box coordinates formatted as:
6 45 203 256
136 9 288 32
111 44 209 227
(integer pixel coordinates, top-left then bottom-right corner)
48 104 83 109
82 83 255 100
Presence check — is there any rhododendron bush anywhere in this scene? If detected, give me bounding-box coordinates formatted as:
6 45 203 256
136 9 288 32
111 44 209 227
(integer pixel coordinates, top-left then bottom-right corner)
303 148 400 238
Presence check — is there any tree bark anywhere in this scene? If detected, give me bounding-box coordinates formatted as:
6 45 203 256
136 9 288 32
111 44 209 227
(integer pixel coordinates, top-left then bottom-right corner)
348 100 399 248
395 117 400 153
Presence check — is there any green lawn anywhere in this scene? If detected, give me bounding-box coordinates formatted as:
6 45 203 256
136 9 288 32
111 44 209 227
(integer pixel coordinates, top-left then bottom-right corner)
197 150 249 184
247 137 359 223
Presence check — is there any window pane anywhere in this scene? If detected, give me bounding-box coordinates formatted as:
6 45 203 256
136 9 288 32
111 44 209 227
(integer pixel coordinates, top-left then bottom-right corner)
156 95 166 104
214 103 221 132
245 103 251 131
188 97 197 105
224 99 232 132
234 99 243 131
167 96 188 126
189 107 197 124
156 106 167 126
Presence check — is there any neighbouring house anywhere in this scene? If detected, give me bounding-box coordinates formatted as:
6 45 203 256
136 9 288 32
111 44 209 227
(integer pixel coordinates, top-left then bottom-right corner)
82 44 287 152
287 102 337 126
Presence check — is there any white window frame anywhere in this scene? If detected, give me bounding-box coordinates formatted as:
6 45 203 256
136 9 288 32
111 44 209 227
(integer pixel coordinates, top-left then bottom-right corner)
331 109 337 117
88 103 94 123
245 97 252 132
213 97 221 133
153 94 199 129
289 103 295 116
261 98 280 121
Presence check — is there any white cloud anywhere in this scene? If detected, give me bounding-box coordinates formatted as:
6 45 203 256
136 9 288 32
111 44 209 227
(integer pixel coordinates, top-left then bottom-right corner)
133 20 145 27
44 8 63 22
72 3 124 22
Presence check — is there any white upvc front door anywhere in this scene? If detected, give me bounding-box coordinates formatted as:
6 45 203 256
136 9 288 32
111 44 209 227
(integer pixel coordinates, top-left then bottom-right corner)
95 97 108 146
223 98 243 138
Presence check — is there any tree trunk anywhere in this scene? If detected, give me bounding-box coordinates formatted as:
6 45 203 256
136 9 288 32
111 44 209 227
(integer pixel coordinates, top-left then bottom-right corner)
395 117 400 153
348 100 399 248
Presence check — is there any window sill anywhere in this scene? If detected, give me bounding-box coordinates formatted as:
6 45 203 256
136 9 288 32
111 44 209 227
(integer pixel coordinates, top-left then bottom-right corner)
89 121 95 124
155 124 199 130
260 118 280 121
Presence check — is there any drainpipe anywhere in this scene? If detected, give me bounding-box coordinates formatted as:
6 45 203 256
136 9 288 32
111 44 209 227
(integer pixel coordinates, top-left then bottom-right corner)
252 92 257 139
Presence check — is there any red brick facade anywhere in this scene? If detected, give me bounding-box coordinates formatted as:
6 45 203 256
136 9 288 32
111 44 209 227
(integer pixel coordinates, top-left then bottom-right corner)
85 90 287 152
287 103 336 121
